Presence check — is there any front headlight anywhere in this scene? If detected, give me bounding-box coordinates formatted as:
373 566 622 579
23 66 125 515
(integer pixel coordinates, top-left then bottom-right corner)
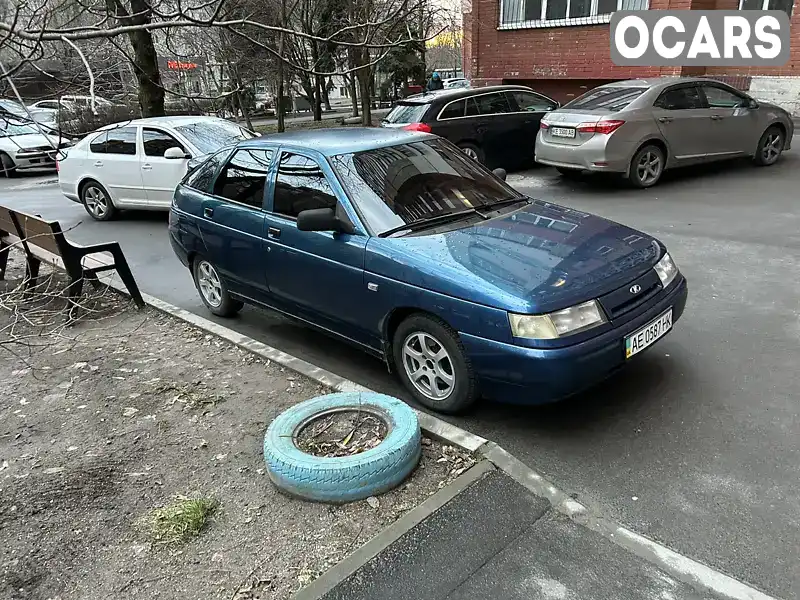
654 252 678 288
509 300 607 340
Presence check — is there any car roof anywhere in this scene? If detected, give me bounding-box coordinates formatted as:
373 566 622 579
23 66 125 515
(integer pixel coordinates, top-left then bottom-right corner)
600 77 735 90
399 85 535 105
241 127 434 156
97 115 235 131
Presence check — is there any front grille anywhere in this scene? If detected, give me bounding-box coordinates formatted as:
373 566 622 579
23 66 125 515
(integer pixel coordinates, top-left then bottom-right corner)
598 270 662 320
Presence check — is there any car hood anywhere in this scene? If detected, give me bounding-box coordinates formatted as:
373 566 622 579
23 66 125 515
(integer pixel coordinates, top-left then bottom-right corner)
365 200 662 314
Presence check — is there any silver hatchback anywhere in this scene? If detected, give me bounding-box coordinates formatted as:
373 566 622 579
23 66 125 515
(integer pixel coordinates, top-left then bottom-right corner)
535 78 794 188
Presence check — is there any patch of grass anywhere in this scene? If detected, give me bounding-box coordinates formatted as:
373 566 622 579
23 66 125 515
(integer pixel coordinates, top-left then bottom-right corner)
142 496 219 545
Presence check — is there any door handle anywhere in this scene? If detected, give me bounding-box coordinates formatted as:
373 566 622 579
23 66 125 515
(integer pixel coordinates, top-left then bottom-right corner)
268 227 281 239
142 163 152 170
710 114 724 120
93 160 103 167
203 207 214 218
657 117 673 123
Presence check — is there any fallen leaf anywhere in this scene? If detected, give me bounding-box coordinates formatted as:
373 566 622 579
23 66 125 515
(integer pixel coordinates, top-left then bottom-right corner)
71 362 88 370
122 407 139 417
366 496 380 509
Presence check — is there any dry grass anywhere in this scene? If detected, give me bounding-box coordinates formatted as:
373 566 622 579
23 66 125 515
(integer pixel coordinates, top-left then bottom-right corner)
142 496 220 545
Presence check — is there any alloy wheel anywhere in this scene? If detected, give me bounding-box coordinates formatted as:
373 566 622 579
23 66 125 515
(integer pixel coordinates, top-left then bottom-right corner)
462 147 479 161
84 186 109 219
636 150 662 186
401 332 455 401
197 261 223 308
762 132 783 164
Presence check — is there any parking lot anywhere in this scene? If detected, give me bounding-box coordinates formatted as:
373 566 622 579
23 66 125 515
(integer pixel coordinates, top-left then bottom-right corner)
2 148 799 598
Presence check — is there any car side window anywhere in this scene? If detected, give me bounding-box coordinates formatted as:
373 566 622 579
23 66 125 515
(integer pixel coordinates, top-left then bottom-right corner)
439 99 467 120
185 150 228 192
465 98 480 116
273 153 337 219
143 128 186 157
701 85 746 109
89 131 107 154
474 92 513 115
508 91 558 112
653 86 705 110
212 148 273 209
105 127 138 155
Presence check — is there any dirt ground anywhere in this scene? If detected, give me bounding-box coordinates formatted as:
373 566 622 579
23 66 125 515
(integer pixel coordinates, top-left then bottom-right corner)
0 255 476 600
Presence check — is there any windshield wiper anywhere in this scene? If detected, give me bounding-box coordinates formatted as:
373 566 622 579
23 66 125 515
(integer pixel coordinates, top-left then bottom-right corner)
475 196 530 213
378 209 487 238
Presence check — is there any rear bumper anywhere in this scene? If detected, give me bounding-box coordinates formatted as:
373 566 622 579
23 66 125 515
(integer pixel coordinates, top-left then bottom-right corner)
535 133 630 173
460 276 688 405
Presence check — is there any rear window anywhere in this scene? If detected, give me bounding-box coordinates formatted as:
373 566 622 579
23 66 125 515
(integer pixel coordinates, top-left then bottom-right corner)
384 103 429 124
563 87 646 112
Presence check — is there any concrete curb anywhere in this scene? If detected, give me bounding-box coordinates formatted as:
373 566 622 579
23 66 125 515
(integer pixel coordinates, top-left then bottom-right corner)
103 276 781 600
291 460 496 600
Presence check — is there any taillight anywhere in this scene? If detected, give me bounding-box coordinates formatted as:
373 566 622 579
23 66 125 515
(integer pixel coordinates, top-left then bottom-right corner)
576 120 625 135
403 122 432 133
540 122 550 130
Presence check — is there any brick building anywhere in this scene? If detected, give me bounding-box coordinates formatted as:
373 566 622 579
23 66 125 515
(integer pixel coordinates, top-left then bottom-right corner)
462 0 800 114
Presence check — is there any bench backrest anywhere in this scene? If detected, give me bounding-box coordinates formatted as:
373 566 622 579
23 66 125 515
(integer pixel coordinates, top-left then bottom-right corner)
0 206 63 255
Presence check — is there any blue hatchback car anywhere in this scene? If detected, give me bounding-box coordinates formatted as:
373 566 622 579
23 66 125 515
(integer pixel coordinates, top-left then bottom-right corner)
168 128 688 414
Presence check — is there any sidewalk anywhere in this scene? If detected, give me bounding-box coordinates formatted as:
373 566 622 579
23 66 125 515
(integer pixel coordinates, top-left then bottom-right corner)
311 467 721 600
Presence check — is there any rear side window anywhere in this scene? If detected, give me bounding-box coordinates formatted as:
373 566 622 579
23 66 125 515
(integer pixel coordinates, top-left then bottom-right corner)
474 93 512 115
185 150 228 192
384 103 429 124
105 127 137 155
213 148 274 208
439 99 467 119
563 87 646 112
273 153 337 219
654 86 705 110
89 131 107 154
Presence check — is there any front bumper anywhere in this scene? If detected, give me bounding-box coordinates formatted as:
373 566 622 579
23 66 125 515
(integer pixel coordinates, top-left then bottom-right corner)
460 276 688 405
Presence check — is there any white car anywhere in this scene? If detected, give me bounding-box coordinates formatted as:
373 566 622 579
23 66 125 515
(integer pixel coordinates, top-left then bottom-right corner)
0 99 59 130
0 120 73 176
58 116 257 221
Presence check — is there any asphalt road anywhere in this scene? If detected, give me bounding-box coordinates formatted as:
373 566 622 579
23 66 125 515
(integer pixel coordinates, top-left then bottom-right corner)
3 150 799 598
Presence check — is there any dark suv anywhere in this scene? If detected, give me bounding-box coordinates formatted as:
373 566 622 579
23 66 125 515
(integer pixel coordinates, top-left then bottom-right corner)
380 85 559 169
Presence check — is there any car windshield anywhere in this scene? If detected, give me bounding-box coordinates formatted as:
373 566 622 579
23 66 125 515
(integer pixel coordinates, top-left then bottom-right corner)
562 86 646 112
383 103 429 124
174 120 257 154
0 99 24 114
330 138 525 235
0 122 39 137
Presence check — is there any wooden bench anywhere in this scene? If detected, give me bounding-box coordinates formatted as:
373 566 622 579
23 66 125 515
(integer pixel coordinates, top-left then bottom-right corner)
0 205 144 308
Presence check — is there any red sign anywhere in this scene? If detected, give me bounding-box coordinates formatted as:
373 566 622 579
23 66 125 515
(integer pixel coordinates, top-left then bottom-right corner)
167 60 199 71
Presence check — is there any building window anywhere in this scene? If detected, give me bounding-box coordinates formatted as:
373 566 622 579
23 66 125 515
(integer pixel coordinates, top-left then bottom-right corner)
740 0 792 16
500 0 647 29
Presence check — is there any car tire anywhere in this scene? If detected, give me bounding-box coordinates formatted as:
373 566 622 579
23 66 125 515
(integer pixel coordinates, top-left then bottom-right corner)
556 167 583 179
263 392 421 503
80 180 117 221
392 314 479 414
753 126 784 166
192 257 243 317
458 143 485 164
0 152 17 178
628 144 665 188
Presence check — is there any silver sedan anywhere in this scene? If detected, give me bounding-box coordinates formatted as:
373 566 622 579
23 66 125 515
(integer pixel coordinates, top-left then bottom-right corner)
535 77 794 188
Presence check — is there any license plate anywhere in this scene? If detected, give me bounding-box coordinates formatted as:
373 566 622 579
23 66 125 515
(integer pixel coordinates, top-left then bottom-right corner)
551 127 576 138
625 309 672 359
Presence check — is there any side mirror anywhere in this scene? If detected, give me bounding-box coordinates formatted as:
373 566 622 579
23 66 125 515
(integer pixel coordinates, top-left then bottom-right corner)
492 168 507 181
164 146 189 159
748 99 759 110
554 101 561 109
297 207 355 234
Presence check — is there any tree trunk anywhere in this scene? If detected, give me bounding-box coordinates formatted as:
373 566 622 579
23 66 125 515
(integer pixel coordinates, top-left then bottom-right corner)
118 0 165 117
322 77 332 112
277 0 286 133
313 76 323 121
357 49 372 127
346 50 359 117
